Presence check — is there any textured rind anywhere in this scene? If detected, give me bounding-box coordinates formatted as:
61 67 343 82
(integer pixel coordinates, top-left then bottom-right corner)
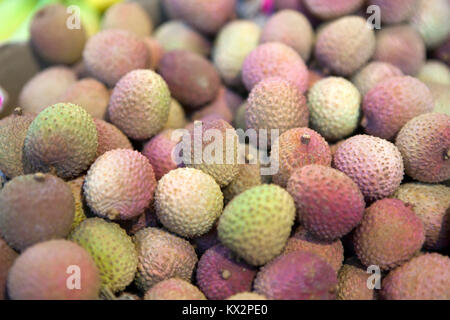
163 0 236 35
260 10 313 61
102 2 153 37
30 4 86 64
7 240 100 300
242 42 309 93
416 60 450 85
84 149 156 221
197 244 257 300
368 0 418 24
353 199 425 271
227 292 267 300
272 128 332 187
254 251 337 300
158 50 220 109
362 76 434 140
393 183 450 250
283 226 344 273
314 16 375 76
0 174 74 252
381 253 450 300
287 165 365 240
154 21 211 56
94 119 133 158
333 135 404 201
23 103 98 180
395 113 450 183
59 78 110 120
67 176 87 232
182 119 240 187
19 66 77 115
0 112 35 179
133 227 198 292
108 69 171 140
337 261 375 300
83 29 149 87
164 99 187 130
351 62 404 97
374 25 426 75
0 237 18 300
142 129 180 180
246 77 309 146
218 184 295 266
213 20 261 87
223 163 262 204
69 218 138 293
155 168 224 238
304 0 363 20
410 0 450 49
307 77 361 141
144 278 206 300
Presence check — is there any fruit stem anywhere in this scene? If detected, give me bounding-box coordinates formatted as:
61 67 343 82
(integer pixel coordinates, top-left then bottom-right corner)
301 133 311 145
13 108 23 116
221 269 231 280
444 149 450 161
33 173 46 182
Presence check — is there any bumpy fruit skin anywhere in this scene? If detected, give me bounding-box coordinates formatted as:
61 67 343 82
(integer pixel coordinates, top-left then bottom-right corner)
0 174 74 252
158 50 220 109
396 113 450 183
381 253 450 300
0 237 18 300
84 149 156 221
144 278 206 300
19 66 77 115
7 240 100 300
260 10 313 61
108 69 171 140
67 176 87 232
60 78 110 120
334 135 404 201
287 165 365 240
227 292 267 300
154 21 211 57
163 0 236 35
362 76 434 140
0 110 34 179
393 183 450 250
93 119 133 158
223 163 262 204
30 4 86 64
410 0 450 49
213 20 261 87
417 60 450 85
246 77 309 146
23 103 98 180
304 0 363 20
337 260 375 300
164 99 187 130
182 119 240 187
314 16 375 76
133 227 198 292
307 77 361 141
374 25 426 75
197 244 257 300
368 0 418 24
284 226 344 273
102 2 153 38
83 29 149 87
155 168 223 238
218 184 295 266
254 251 337 300
353 199 425 271
272 128 331 187
351 62 403 97
142 129 180 180
69 218 138 293
242 42 309 93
